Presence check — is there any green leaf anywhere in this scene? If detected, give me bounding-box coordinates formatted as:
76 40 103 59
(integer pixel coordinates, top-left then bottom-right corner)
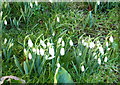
54 66 74 83
23 61 28 74
13 55 24 74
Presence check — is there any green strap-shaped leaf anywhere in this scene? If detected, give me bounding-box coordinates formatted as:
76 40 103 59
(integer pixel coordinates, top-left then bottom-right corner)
54 66 74 83
13 55 24 74
23 61 28 74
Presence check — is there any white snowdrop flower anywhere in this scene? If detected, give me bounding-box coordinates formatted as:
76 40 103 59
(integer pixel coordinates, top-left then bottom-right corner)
104 57 108 62
62 41 65 47
4 19 7 25
49 0 53 3
97 0 100 5
0 11 3 17
4 38 7 44
81 65 85 72
109 36 113 43
106 42 109 47
96 40 101 46
69 40 73 46
83 42 89 47
79 52 82 56
45 55 48 60
9 43 14 48
89 42 95 48
82 39 85 44
40 48 44 56
57 17 60 22
49 47 54 56
107 48 110 51
47 42 51 47
94 55 97 59
58 37 62 44
93 53 96 56
36 48 40 55
47 55 55 60
40 40 46 48
60 48 65 56
98 58 101 65
32 48 36 53
35 0 38 6
57 63 60 68
99 46 104 55
30 2 33 8
28 39 33 47
28 53 32 60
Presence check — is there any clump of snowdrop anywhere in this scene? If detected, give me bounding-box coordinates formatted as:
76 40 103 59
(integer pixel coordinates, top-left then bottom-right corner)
28 52 32 60
69 39 73 46
109 36 114 43
28 38 33 47
81 65 85 72
98 58 101 65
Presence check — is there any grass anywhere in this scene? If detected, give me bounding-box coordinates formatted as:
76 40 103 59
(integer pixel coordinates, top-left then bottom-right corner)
1 2 120 84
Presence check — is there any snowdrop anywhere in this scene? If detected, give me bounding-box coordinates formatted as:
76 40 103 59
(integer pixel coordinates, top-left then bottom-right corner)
107 48 110 51
104 57 108 62
49 0 53 3
62 41 65 47
40 48 44 56
58 37 62 44
57 17 60 22
40 40 46 48
47 42 51 47
0 11 3 17
60 48 65 56
69 40 73 46
49 47 55 56
97 0 100 5
32 47 36 53
109 36 113 43
36 48 40 55
4 38 7 44
35 0 38 6
79 52 82 56
4 19 7 25
81 65 85 72
28 39 33 47
98 58 101 65
94 55 97 59
57 63 60 68
28 52 32 60
96 40 101 46
89 42 95 48
30 2 33 8
98 46 104 55
106 41 109 47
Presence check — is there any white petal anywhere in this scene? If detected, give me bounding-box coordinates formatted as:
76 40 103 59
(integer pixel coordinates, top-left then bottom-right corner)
104 57 108 62
98 58 101 65
69 40 73 46
109 36 113 43
28 53 32 60
81 65 85 72
40 48 44 56
28 39 33 47
60 48 65 56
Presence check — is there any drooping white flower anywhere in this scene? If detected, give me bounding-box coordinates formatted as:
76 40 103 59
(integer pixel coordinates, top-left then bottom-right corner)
35 0 38 6
52 31 55 36
82 39 84 44
36 48 40 55
69 40 73 46
81 65 85 72
47 42 51 47
83 42 89 47
28 39 33 47
96 40 101 46
40 40 46 48
60 48 65 56
93 53 96 56
97 0 100 5
89 42 95 48
28 52 32 60
4 19 7 25
106 42 109 47
98 58 101 65
4 38 7 44
94 55 97 59
32 47 36 53
40 48 44 56
107 48 110 51
98 46 104 55
57 63 60 68
57 17 60 22
47 55 55 60
58 37 62 44
9 43 14 48
0 11 3 17
109 36 113 43
49 47 54 56
79 52 82 56
62 41 65 47
30 2 33 8
104 57 108 62
49 0 53 3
